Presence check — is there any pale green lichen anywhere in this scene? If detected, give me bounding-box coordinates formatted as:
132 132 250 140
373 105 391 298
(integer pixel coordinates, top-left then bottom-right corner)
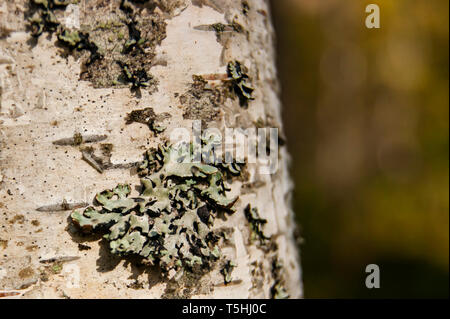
71 142 242 274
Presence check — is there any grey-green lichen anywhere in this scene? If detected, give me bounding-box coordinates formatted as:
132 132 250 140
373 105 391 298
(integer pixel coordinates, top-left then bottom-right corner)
71 142 242 275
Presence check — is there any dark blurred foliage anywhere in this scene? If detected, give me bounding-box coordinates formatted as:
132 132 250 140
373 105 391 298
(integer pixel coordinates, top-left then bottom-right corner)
270 0 448 298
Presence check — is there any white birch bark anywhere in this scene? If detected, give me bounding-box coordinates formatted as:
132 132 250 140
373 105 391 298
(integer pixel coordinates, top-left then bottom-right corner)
0 0 302 298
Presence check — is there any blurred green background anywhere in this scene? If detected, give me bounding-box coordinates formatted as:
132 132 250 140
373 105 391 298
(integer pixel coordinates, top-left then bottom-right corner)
270 0 449 298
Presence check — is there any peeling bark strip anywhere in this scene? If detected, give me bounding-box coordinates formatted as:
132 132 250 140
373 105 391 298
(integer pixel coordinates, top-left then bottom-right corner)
0 0 302 298
39 256 80 264
0 291 21 298
52 134 107 146
36 201 88 212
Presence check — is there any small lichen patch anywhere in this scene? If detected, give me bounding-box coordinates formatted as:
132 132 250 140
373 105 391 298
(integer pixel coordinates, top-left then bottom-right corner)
270 258 289 299
244 204 270 244
227 61 254 107
194 20 245 41
57 29 102 65
250 261 264 290
31 220 40 226
116 61 157 91
51 263 63 274
220 260 236 285
242 1 250 16
52 133 107 146
127 279 144 290
18 267 35 279
125 107 170 134
26 0 102 67
180 75 231 126
38 258 77 281
25 0 182 90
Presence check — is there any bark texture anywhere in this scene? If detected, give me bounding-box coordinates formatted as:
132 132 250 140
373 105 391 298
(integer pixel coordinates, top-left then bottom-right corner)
0 0 302 298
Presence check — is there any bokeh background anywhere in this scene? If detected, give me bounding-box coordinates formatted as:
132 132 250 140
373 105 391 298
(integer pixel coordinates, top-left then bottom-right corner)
270 0 449 298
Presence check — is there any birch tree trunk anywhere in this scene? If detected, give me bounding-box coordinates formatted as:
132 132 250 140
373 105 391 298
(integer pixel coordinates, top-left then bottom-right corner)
0 0 302 298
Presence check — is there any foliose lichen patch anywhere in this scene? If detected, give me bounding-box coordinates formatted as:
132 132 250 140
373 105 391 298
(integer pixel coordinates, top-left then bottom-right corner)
71 141 243 277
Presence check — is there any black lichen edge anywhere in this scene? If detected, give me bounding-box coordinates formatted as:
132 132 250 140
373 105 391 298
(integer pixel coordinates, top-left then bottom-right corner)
117 61 153 90
227 61 254 108
243 205 289 298
220 260 236 285
125 107 165 134
270 257 289 299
